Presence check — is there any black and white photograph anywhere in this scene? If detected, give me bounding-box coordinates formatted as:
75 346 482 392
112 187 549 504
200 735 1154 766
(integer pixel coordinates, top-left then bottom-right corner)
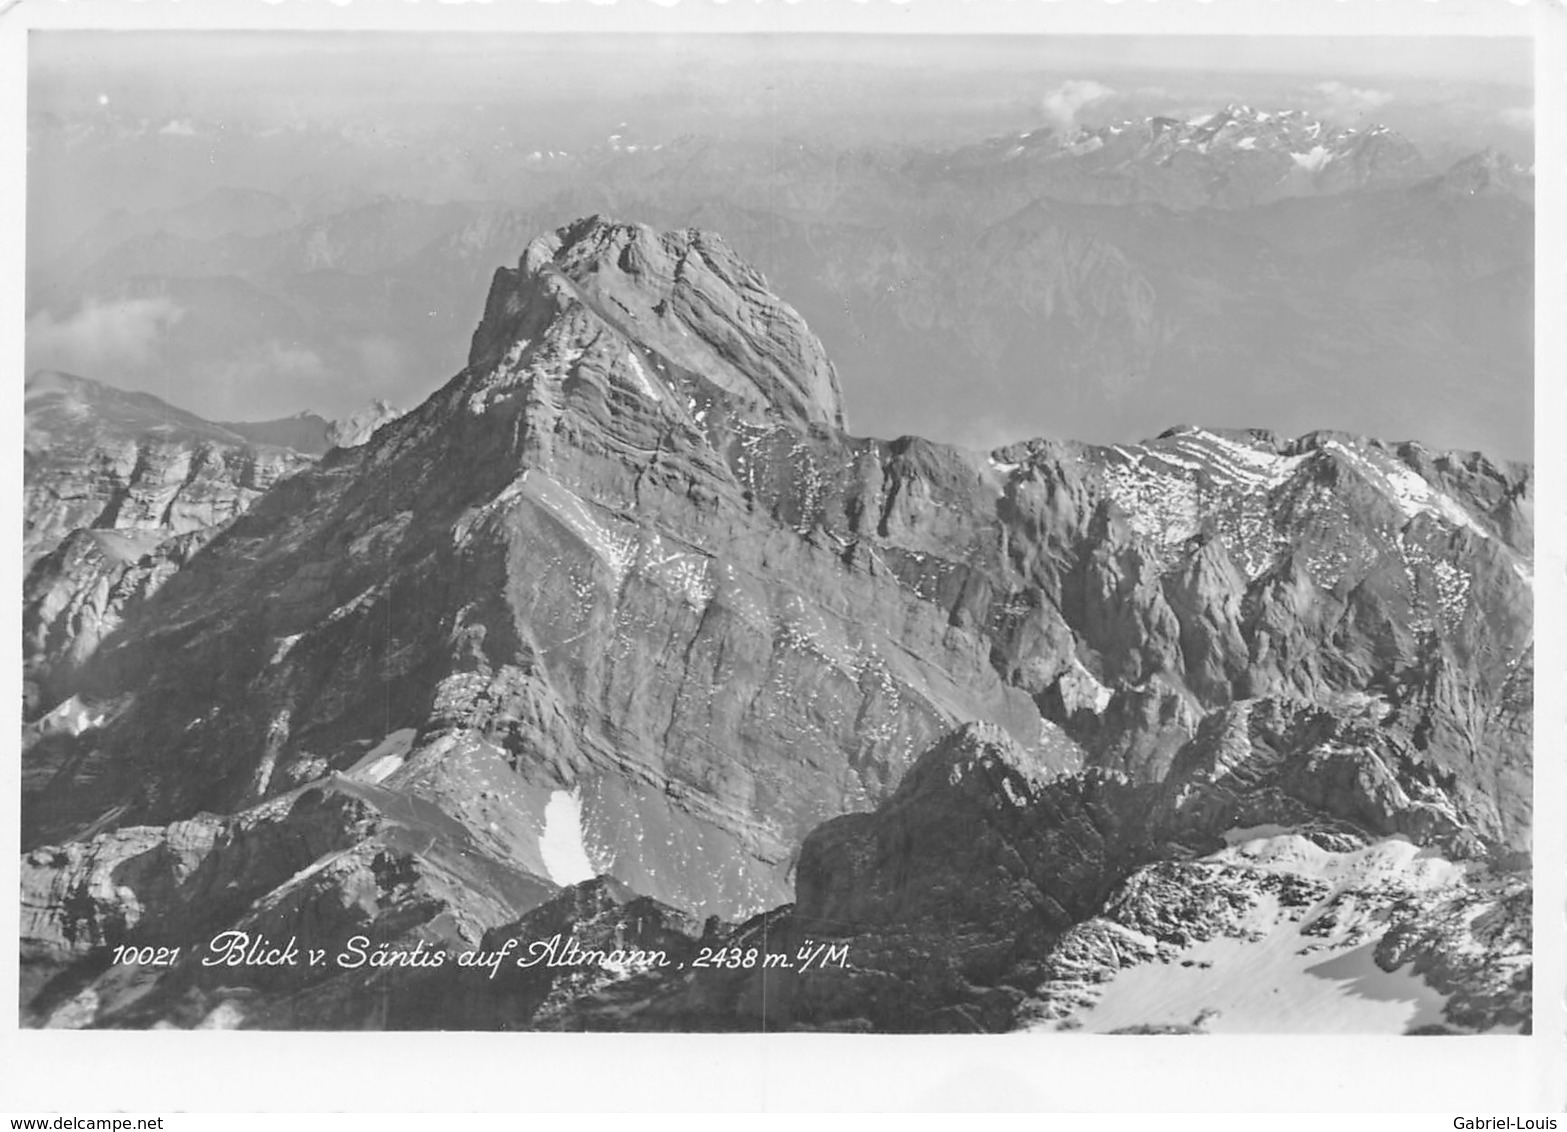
6 0 1562 1114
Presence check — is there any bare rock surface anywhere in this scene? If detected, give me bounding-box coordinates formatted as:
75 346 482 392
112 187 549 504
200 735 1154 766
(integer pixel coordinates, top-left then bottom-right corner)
25 371 309 568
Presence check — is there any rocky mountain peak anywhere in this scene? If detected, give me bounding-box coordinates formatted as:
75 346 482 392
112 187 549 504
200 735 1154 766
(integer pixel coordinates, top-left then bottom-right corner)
467 215 847 431
325 398 403 450
1438 148 1534 201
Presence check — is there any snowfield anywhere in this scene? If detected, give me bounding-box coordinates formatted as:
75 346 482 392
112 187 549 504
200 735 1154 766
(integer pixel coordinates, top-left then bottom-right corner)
1041 833 1482 1034
540 788 598 885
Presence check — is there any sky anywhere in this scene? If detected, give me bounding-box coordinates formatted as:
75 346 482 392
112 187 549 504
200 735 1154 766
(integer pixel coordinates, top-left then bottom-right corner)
25 29 1536 250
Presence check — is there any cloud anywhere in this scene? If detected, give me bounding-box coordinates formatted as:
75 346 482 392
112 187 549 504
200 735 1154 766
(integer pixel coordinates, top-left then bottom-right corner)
26 296 185 378
158 118 197 137
353 335 407 380
216 342 329 388
156 341 332 422
1312 81 1395 118
945 413 1044 455
1499 105 1533 130
1042 79 1115 133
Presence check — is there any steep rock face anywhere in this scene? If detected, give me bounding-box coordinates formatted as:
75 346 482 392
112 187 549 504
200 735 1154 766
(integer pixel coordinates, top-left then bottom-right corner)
24 376 409 715
468 217 846 431
23 373 318 716
25 218 1050 917
24 371 310 568
19 217 1531 1030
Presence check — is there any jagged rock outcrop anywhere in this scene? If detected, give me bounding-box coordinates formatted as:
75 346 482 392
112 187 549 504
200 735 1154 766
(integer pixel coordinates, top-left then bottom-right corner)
24 376 408 717
325 399 404 450
24 371 310 568
467 217 846 430
23 372 318 715
20 217 1531 1031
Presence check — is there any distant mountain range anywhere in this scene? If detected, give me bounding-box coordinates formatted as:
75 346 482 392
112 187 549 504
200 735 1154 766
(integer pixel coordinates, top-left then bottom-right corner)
25 105 1534 461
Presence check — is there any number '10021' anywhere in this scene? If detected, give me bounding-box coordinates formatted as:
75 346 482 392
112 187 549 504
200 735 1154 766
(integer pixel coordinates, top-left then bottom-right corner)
109 944 182 966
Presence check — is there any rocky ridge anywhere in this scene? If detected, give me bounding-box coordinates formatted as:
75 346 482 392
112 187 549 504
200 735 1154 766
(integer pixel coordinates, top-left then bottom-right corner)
217 401 406 455
24 374 403 719
23 371 309 568
941 104 1437 211
20 217 1532 1032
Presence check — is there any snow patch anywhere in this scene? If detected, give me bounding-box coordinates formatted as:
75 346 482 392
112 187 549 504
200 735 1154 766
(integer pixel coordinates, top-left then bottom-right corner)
1292 145 1333 172
1059 657 1114 714
1077 925 1448 1033
1069 836 1464 1033
540 788 597 885
1321 440 1489 539
1218 834 1467 891
1184 430 1306 489
625 352 662 401
348 728 418 784
38 695 107 737
196 1001 247 1030
269 634 303 666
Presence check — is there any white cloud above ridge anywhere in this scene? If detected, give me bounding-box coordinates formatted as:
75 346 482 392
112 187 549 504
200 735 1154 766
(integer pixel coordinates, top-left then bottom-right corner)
1042 79 1115 132
1311 80 1395 118
26 296 186 379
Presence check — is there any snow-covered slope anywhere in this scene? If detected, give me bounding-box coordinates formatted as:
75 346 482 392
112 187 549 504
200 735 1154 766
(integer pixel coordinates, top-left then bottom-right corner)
1032 831 1523 1034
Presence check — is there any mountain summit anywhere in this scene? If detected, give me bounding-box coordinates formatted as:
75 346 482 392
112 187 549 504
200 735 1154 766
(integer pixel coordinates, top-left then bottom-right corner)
469 216 847 431
21 218 1532 1033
